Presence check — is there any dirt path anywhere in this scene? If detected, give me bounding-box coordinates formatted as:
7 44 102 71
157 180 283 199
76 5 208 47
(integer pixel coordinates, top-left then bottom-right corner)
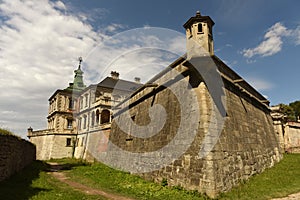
47 162 134 200
271 192 300 200
47 162 300 200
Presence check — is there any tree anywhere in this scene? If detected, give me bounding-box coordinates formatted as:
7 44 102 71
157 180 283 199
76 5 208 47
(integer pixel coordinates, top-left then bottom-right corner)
279 103 295 122
289 100 300 121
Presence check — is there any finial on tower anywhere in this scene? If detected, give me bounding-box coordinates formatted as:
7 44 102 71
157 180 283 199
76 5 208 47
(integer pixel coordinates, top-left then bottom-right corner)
196 11 201 16
78 56 83 69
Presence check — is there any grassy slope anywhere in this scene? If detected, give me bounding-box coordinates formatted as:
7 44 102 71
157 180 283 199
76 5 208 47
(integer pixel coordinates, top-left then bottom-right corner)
64 154 300 200
0 161 106 200
0 154 299 200
66 161 208 200
219 154 300 200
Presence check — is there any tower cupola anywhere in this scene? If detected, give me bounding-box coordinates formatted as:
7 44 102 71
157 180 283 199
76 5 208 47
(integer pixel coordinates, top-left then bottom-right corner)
183 11 215 55
66 57 86 92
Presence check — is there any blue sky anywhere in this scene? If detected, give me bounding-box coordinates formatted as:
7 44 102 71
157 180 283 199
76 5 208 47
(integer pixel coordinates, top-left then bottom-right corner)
0 0 299 138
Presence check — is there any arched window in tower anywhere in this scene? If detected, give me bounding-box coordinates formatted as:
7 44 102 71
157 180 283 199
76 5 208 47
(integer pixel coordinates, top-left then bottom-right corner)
197 23 203 33
91 111 95 127
101 109 110 124
96 109 100 125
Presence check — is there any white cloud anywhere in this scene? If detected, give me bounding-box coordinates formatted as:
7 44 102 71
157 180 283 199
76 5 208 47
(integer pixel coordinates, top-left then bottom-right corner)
245 77 274 91
0 1 187 138
104 23 127 34
83 27 186 84
0 0 103 137
294 26 300 45
242 22 291 58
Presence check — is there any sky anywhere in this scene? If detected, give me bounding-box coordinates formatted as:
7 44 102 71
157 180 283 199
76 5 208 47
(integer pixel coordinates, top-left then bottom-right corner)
0 0 300 138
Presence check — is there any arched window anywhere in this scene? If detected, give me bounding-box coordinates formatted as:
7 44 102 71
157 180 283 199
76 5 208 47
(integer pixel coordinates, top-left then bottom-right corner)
101 109 110 124
91 111 95 127
96 110 100 125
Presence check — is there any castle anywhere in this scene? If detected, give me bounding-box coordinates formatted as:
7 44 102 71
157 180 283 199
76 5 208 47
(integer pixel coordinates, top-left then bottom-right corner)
28 11 282 197
27 58 141 160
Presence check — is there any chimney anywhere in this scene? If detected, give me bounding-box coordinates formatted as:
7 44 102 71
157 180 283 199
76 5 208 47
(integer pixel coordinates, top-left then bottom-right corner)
134 77 141 83
111 71 119 79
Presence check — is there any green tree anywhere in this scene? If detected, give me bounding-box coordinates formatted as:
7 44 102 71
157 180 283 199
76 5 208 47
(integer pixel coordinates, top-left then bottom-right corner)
279 103 295 122
289 100 300 120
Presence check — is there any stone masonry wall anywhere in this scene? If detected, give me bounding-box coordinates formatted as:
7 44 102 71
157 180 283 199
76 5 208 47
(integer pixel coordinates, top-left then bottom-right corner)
30 134 75 160
0 135 36 181
109 62 281 198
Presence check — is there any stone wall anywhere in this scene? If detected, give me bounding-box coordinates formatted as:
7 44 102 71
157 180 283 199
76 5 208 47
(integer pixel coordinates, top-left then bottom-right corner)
29 134 75 160
285 122 300 153
0 135 36 181
108 60 281 198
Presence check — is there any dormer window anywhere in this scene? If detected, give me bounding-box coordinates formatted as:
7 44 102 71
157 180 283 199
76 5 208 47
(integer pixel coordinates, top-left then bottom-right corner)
197 23 203 33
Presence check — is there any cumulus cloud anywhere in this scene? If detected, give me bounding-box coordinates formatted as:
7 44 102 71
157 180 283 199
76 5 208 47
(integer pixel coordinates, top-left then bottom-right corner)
242 22 291 58
0 0 102 136
0 1 187 138
83 27 186 84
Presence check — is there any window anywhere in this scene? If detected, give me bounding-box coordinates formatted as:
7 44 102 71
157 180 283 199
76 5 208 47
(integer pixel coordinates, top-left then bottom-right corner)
78 118 81 130
104 96 111 103
67 119 73 129
85 94 89 107
81 137 85 146
68 98 73 109
91 111 95 127
101 109 110 124
80 97 83 109
66 138 72 147
96 110 100 124
83 115 87 129
197 23 203 33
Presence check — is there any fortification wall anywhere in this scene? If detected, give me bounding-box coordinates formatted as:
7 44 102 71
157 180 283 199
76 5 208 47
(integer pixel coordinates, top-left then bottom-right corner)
285 122 300 153
0 135 36 181
30 134 75 160
108 63 281 198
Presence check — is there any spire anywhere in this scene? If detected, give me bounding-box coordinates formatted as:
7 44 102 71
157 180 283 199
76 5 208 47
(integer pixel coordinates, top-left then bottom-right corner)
65 57 86 92
78 56 82 70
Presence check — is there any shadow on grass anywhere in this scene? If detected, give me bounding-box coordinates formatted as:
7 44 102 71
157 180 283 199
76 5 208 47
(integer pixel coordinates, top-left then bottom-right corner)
46 160 90 172
0 159 89 200
0 161 49 200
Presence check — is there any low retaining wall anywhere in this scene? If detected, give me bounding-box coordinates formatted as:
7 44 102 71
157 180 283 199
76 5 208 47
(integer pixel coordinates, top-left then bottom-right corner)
0 135 36 181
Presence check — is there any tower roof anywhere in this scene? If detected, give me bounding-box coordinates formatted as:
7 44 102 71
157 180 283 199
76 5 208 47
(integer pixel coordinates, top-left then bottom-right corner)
183 11 215 29
65 57 86 92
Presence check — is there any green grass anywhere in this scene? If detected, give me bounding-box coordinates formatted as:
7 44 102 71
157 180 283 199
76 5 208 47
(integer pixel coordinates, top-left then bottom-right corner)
0 161 106 200
67 161 209 200
65 154 300 200
219 154 300 200
0 154 299 200
0 128 21 139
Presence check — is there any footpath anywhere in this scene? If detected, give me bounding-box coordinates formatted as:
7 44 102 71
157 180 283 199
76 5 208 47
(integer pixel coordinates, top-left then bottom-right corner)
47 162 134 200
47 162 300 200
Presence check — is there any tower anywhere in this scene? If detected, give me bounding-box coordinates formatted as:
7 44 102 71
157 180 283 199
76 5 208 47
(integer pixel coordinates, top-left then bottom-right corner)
183 11 215 55
66 57 86 92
